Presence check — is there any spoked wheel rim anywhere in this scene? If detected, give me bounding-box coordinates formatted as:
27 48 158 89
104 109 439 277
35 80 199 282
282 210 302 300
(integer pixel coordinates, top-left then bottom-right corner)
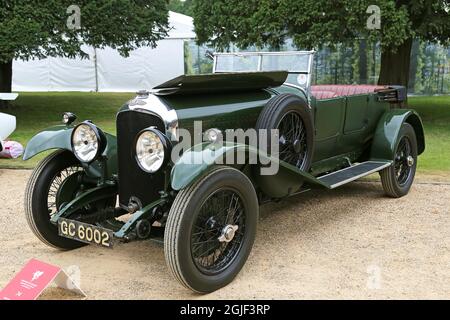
47 165 83 217
277 110 308 169
394 136 414 186
191 188 246 275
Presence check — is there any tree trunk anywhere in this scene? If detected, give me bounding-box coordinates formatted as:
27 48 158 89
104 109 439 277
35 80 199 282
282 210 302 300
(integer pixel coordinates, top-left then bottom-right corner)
378 38 413 88
408 39 420 93
0 60 13 109
358 39 368 84
371 42 376 84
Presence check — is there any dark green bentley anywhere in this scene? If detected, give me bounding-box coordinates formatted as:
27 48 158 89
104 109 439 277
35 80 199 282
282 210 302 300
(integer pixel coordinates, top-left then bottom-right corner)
23 51 424 293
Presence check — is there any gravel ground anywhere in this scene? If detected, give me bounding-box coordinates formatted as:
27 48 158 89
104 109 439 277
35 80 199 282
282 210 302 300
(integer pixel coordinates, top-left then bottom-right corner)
0 169 449 300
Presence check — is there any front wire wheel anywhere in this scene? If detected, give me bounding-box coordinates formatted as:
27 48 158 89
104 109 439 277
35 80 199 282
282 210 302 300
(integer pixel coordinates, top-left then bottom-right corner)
25 150 87 249
164 167 259 293
47 165 82 217
192 189 246 275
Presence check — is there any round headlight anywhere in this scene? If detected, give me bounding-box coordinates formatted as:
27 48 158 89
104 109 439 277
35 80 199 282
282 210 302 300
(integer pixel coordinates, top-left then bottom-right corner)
71 122 105 163
135 128 170 173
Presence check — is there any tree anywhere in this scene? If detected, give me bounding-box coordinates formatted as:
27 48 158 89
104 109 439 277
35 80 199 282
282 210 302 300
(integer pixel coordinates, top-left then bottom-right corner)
0 0 169 107
358 39 368 84
168 0 194 16
408 39 421 92
192 0 449 88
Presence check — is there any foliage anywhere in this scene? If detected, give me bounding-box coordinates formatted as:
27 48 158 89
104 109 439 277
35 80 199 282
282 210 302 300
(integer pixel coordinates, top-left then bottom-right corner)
184 40 213 74
192 0 449 52
408 95 450 173
0 0 170 63
168 0 194 16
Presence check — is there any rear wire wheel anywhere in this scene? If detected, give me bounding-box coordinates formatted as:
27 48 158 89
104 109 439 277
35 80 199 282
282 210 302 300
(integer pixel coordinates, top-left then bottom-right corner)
380 123 418 198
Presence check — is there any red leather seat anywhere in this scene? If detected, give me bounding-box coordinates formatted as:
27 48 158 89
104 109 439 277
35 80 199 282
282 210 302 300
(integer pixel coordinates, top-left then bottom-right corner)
311 85 386 100
310 90 338 100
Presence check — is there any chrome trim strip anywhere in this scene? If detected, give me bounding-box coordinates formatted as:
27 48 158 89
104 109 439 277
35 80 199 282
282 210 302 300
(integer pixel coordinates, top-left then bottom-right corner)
127 93 179 142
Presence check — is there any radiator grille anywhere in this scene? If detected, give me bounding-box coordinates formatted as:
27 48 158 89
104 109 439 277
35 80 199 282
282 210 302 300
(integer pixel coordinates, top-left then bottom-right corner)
116 110 166 207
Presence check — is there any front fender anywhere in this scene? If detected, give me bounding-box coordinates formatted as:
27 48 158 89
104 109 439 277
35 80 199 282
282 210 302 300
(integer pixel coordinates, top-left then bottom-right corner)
370 109 425 161
171 142 328 197
170 142 243 190
23 125 73 160
23 125 118 178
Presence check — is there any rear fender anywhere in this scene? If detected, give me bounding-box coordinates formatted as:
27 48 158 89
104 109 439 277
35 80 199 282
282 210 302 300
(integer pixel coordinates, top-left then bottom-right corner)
370 109 425 161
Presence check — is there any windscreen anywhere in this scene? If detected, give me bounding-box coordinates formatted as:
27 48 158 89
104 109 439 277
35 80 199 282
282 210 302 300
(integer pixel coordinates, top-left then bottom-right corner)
214 52 313 89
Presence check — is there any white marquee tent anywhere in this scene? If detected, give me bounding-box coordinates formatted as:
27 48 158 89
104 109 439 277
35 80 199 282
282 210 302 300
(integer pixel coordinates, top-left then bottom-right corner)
12 11 195 92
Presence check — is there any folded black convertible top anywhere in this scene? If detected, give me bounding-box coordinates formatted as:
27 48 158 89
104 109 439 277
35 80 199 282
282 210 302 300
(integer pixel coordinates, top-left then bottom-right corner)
153 71 288 95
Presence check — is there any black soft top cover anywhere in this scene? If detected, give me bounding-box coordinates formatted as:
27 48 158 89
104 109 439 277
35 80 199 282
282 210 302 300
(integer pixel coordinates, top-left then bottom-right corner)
153 71 288 95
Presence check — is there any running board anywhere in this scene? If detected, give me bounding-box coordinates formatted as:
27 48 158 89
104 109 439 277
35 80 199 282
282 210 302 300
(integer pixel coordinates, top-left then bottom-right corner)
318 161 392 189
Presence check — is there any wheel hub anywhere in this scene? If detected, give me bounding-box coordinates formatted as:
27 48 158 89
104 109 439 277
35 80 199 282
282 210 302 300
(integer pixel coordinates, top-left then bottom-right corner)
218 225 239 243
292 139 302 153
406 155 414 167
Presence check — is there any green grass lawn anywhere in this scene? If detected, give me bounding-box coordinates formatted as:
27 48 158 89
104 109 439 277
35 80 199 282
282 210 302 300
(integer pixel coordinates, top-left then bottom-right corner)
407 96 450 175
0 93 449 176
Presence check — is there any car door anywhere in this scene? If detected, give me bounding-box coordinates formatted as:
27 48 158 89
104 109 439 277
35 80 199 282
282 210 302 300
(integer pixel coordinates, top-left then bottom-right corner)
312 97 346 161
338 95 369 154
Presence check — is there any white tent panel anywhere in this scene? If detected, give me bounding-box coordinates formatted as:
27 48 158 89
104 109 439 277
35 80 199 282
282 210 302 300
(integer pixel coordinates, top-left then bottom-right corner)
167 11 196 39
12 58 50 92
48 48 96 91
12 46 96 92
96 39 185 92
11 11 194 92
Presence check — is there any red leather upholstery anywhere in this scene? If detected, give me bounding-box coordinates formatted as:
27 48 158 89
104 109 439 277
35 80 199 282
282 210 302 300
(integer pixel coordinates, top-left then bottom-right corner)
311 85 386 100
310 90 338 100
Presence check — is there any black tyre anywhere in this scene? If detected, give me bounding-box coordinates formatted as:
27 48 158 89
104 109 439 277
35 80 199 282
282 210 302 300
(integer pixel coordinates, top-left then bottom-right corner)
380 123 418 198
24 150 86 250
164 167 259 293
256 93 314 171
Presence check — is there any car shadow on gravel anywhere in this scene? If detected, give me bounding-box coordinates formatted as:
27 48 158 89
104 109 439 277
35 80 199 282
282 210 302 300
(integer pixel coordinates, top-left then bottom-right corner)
259 180 383 220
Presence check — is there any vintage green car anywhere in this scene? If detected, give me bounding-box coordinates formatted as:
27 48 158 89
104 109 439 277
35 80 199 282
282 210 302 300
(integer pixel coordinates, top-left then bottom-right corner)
23 51 424 293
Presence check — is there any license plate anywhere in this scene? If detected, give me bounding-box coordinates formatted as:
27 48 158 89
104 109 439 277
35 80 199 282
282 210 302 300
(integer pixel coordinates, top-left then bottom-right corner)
58 218 114 248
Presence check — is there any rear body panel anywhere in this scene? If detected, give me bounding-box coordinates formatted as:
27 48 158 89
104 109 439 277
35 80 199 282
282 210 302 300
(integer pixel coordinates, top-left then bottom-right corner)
311 92 392 174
